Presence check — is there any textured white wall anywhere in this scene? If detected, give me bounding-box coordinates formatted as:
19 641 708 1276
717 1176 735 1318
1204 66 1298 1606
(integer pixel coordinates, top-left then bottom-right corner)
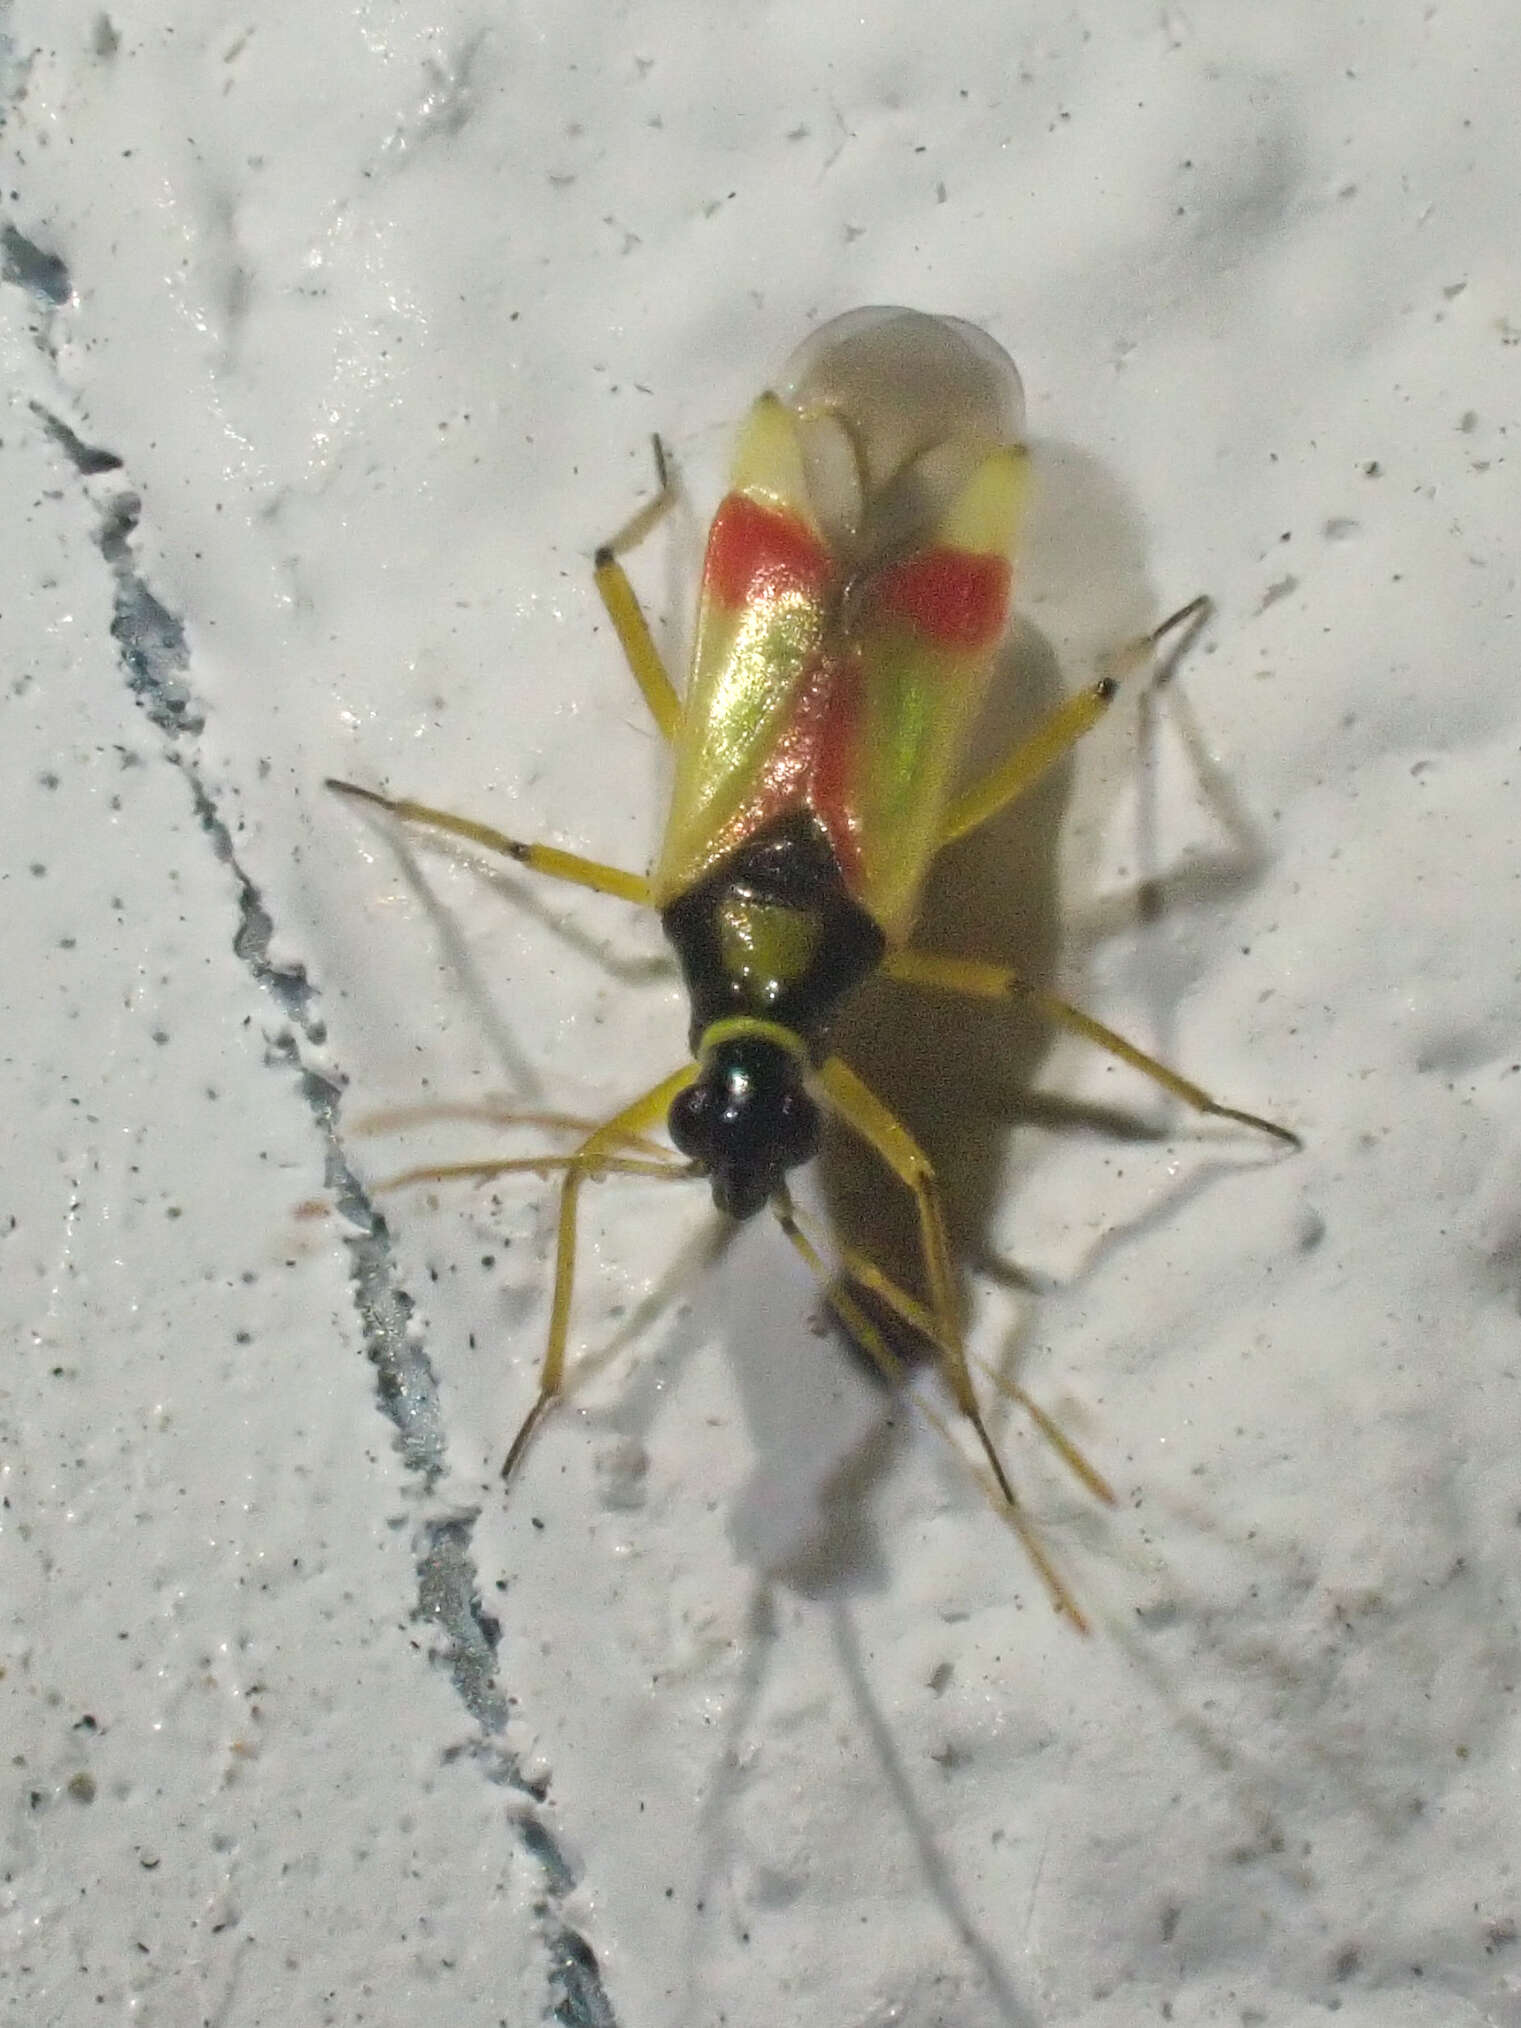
3 3 1518 2023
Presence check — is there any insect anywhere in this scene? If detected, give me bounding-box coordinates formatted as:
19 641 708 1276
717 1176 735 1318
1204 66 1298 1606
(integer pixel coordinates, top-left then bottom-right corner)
329 307 1295 1620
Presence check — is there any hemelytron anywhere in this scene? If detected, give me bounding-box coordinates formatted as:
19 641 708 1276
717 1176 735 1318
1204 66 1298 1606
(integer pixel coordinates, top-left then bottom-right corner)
329 307 1296 1624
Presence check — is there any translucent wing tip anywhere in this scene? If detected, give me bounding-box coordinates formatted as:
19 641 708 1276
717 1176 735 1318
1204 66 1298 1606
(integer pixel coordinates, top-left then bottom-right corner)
774 307 1026 564
781 306 1025 473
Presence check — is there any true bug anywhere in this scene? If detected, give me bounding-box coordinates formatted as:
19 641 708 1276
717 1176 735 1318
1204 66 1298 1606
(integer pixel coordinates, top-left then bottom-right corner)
330 307 1294 1617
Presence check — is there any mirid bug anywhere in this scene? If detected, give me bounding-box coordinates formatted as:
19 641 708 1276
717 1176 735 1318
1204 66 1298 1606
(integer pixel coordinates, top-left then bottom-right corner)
329 307 1295 1620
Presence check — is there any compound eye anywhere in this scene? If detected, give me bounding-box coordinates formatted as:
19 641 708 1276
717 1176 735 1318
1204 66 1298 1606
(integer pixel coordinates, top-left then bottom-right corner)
668 1079 715 1164
774 1087 820 1169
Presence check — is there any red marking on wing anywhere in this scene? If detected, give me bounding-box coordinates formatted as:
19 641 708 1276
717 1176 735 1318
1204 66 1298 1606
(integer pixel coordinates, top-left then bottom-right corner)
703 493 833 612
874 548 1012 650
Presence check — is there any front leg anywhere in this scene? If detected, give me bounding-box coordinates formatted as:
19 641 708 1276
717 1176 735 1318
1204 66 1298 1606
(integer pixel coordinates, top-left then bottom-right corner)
326 778 653 906
812 1054 1018 1508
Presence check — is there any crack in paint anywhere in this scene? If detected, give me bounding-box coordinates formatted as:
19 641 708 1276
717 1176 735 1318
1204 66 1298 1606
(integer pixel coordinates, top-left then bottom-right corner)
17 315 618 2022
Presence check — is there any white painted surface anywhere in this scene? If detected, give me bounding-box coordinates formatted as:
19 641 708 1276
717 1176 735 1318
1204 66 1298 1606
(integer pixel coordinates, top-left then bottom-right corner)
3 3 1518 2023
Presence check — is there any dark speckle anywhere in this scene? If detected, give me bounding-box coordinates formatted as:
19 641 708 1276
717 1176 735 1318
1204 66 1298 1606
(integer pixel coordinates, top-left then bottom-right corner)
2 226 72 305
1136 1598 1181 1632
1331 1942 1361 1982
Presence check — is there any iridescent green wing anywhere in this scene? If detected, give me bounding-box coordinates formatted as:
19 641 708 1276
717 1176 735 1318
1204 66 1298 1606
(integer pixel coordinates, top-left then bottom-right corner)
846 442 1030 942
651 396 837 908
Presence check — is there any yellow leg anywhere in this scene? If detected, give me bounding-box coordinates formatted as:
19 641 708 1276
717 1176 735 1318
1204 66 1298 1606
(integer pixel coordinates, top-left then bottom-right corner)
330 442 683 885
769 1185 913 1398
377 1151 693 1192
502 1061 699 1482
354 1101 673 1149
938 597 1211 850
812 1056 1022 1504
881 947 1298 1146
325 778 652 906
825 1242 1115 1508
592 434 683 744
771 1184 1089 1630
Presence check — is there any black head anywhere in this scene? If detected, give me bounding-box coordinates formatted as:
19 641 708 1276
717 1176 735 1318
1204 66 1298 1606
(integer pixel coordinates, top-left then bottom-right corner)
668 1034 820 1221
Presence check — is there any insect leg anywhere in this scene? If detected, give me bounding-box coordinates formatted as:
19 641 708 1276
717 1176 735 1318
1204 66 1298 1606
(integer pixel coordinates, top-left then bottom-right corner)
771 1182 1089 1629
769 1185 910 1392
377 1151 694 1192
882 948 1299 1146
936 597 1212 850
593 434 683 744
355 1100 674 1147
832 1246 1115 1506
502 1061 699 1483
812 1056 1020 1503
326 778 653 905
